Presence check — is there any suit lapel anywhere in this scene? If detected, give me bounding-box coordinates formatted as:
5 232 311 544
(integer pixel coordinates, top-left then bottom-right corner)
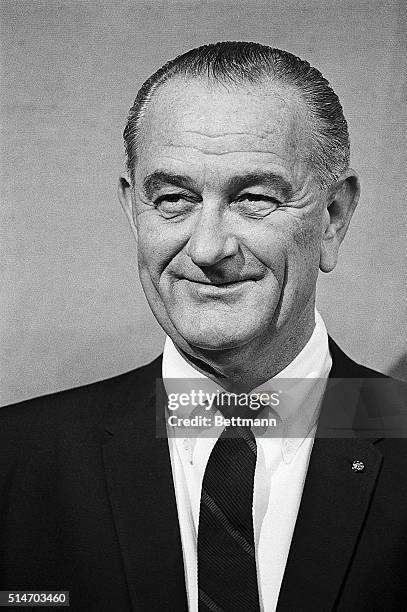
102 373 188 611
277 437 382 611
277 339 384 611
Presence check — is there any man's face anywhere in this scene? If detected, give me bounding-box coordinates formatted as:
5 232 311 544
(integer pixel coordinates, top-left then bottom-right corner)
131 77 328 352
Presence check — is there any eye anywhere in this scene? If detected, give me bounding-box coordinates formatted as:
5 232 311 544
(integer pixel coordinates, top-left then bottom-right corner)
232 193 280 217
238 193 280 204
153 193 198 218
156 193 185 203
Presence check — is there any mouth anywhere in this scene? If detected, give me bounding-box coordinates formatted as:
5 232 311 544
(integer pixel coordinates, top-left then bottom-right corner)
188 279 250 285
182 278 256 293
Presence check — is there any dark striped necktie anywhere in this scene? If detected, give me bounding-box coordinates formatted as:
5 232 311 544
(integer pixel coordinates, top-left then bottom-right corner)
197 425 260 611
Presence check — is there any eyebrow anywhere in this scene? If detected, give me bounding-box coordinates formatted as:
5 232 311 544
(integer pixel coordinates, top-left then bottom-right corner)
142 170 293 200
143 172 196 200
228 172 294 200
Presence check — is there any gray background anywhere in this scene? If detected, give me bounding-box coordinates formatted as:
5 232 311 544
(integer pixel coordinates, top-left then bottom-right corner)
1 0 406 405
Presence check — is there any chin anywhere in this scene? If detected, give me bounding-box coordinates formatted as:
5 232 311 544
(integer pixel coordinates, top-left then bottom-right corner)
172 319 260 352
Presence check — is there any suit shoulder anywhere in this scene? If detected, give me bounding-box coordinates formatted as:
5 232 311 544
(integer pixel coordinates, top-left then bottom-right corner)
328 335 391 379
0 355 163 431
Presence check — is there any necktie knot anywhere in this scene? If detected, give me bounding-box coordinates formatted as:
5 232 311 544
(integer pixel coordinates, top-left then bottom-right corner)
215 391 267 421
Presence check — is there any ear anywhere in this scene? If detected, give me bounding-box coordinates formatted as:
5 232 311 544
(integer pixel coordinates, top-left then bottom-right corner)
319 169 360 273
118 173 138 239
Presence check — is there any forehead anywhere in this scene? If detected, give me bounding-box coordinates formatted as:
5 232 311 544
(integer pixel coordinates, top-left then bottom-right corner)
135 77 309 184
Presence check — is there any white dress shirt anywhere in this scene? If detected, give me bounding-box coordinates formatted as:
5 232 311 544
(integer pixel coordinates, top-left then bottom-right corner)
164 310 332 611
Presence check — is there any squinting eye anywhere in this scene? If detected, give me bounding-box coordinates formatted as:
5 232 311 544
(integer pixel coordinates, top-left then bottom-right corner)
233 194 280 216
155 194 186 204
153 193 198 218
238 194 280 204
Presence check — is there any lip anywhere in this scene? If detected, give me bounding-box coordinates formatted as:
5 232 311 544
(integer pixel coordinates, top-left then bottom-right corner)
182 278 255 293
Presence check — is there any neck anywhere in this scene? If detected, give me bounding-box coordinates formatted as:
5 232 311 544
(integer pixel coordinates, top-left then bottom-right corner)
176 307 316 393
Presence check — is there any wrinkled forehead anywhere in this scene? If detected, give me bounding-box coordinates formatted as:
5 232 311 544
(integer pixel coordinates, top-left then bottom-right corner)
136 76 309 165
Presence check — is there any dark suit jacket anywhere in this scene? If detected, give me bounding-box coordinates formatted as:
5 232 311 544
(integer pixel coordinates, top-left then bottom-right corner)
0 338 406 611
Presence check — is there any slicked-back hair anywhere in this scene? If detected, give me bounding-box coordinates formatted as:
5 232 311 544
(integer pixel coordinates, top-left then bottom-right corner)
123 41 350 189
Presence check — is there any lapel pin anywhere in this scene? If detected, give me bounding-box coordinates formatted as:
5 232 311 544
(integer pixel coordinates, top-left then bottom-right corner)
351 460 365 472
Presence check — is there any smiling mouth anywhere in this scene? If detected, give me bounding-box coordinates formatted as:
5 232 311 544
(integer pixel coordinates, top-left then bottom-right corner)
183 278 255 289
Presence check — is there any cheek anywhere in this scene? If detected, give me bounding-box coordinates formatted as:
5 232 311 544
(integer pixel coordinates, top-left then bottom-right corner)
242 220 300 278
290 221 320 263
285 217 323 294
136 218 190 281
249 213 322 286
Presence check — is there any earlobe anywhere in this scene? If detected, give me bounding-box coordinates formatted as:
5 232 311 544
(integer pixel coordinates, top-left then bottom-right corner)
319 169 360 273
118 174 138 238
320 236 339 273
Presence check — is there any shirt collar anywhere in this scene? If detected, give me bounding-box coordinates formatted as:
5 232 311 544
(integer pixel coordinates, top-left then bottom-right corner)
163 309 332 458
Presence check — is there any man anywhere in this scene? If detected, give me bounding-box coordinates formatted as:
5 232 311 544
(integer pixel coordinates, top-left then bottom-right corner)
0 42 406 611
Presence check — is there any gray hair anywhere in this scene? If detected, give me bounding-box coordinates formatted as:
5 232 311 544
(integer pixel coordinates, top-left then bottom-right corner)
123 41 350 188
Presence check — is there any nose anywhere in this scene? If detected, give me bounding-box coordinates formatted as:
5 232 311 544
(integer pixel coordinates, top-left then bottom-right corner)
186 203 239 267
